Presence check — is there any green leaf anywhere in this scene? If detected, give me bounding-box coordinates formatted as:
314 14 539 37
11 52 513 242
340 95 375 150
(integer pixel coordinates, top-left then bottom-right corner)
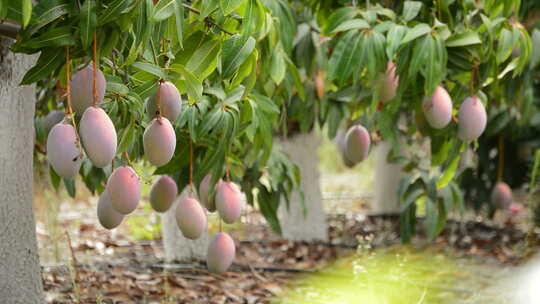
269 45 286 84
402 1 422 22
327 31 363 84
322 7 357 35
153 0 175 21
257 187 282 235
27 0 70 36
49 165 61 190
400 23 431 44
117 125 137 153
98 0 132 25
20 48 64 85
201 0 219 19
132 62 167 79
106 81 130 95
284 56 305 101
21 26 75 49
186 39 220 79
386 24 407 59
221 35 256 78
63 178 76 198
220 0 244 15
198 109 225 136
437 153 461 188
22 0 32 27
242 0 255 38
330 19 370 33
446 30 482 47
424 198 438 241
496 28 515 63
171 64 203 102
80 0 97 50
173 0 184 49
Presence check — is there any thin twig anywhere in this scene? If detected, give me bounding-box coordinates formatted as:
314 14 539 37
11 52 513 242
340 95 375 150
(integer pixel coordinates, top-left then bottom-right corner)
182 4 234 35
92 32 98 107
65 47 83 157
156 79 163 118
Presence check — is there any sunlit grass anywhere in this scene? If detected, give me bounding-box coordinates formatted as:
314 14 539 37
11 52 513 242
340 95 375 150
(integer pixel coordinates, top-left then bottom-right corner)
278 247 504 304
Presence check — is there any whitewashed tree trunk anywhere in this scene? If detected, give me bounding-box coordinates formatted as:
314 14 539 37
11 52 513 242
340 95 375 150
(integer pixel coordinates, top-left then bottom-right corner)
278 132 328 242
0 39 44 302
373 141 404 214
161 186 209 262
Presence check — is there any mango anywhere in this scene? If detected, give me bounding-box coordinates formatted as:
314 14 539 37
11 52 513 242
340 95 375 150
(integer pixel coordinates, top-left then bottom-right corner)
458 96 487 141
70 65 106 114
216 181 243 224
378 61 399 103
97 189 124 229
335 130 356 167
491 182 513 210
79 107 117 168
146 81 182 121
107 166 141 214
46 123 82 178
199 174 222 212
43 110 64 134
143 117 176 167
150 176 178 213
175 193 207 240
423 86 453 129
206 232 235 274
344 125 370 163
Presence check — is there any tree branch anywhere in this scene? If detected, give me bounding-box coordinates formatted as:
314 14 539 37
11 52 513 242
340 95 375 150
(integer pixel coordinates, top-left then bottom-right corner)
0 21 20 40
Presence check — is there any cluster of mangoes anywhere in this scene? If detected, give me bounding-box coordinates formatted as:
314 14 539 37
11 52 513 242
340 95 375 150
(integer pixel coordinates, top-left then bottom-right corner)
46 65 241 274
148 174 242 274
339 61 511 207
336 62 487 166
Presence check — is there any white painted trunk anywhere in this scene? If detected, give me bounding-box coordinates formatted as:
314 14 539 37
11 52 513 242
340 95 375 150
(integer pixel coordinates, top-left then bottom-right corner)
161 186 209 262
278 132 328 242
0 39 44 302
373 141 404 214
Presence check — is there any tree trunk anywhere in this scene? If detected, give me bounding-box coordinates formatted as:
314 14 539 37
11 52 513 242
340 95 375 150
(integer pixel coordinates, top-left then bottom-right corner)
373 141 404 214
161 186 209 262
0 38 44 302
278 132 328 241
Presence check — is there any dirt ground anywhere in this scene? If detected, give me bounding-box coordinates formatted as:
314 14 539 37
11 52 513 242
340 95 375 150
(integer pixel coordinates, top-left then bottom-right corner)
38 199 539 303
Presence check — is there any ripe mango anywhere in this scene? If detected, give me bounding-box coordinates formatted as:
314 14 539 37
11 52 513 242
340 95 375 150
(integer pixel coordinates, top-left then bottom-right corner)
491 182 513 210
46 123 82 178
97 189 124 229
216 181 243 224
70 65 106 114
207 232 235 274
175 193 207 240
377 61 399 103
143 117 176 167
199 174 222 212
150 176 178 213
79 107 117 168
423 86 453 129
458 96 487 141
146 81 182 122
107 166 141 214
344 125 371 163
